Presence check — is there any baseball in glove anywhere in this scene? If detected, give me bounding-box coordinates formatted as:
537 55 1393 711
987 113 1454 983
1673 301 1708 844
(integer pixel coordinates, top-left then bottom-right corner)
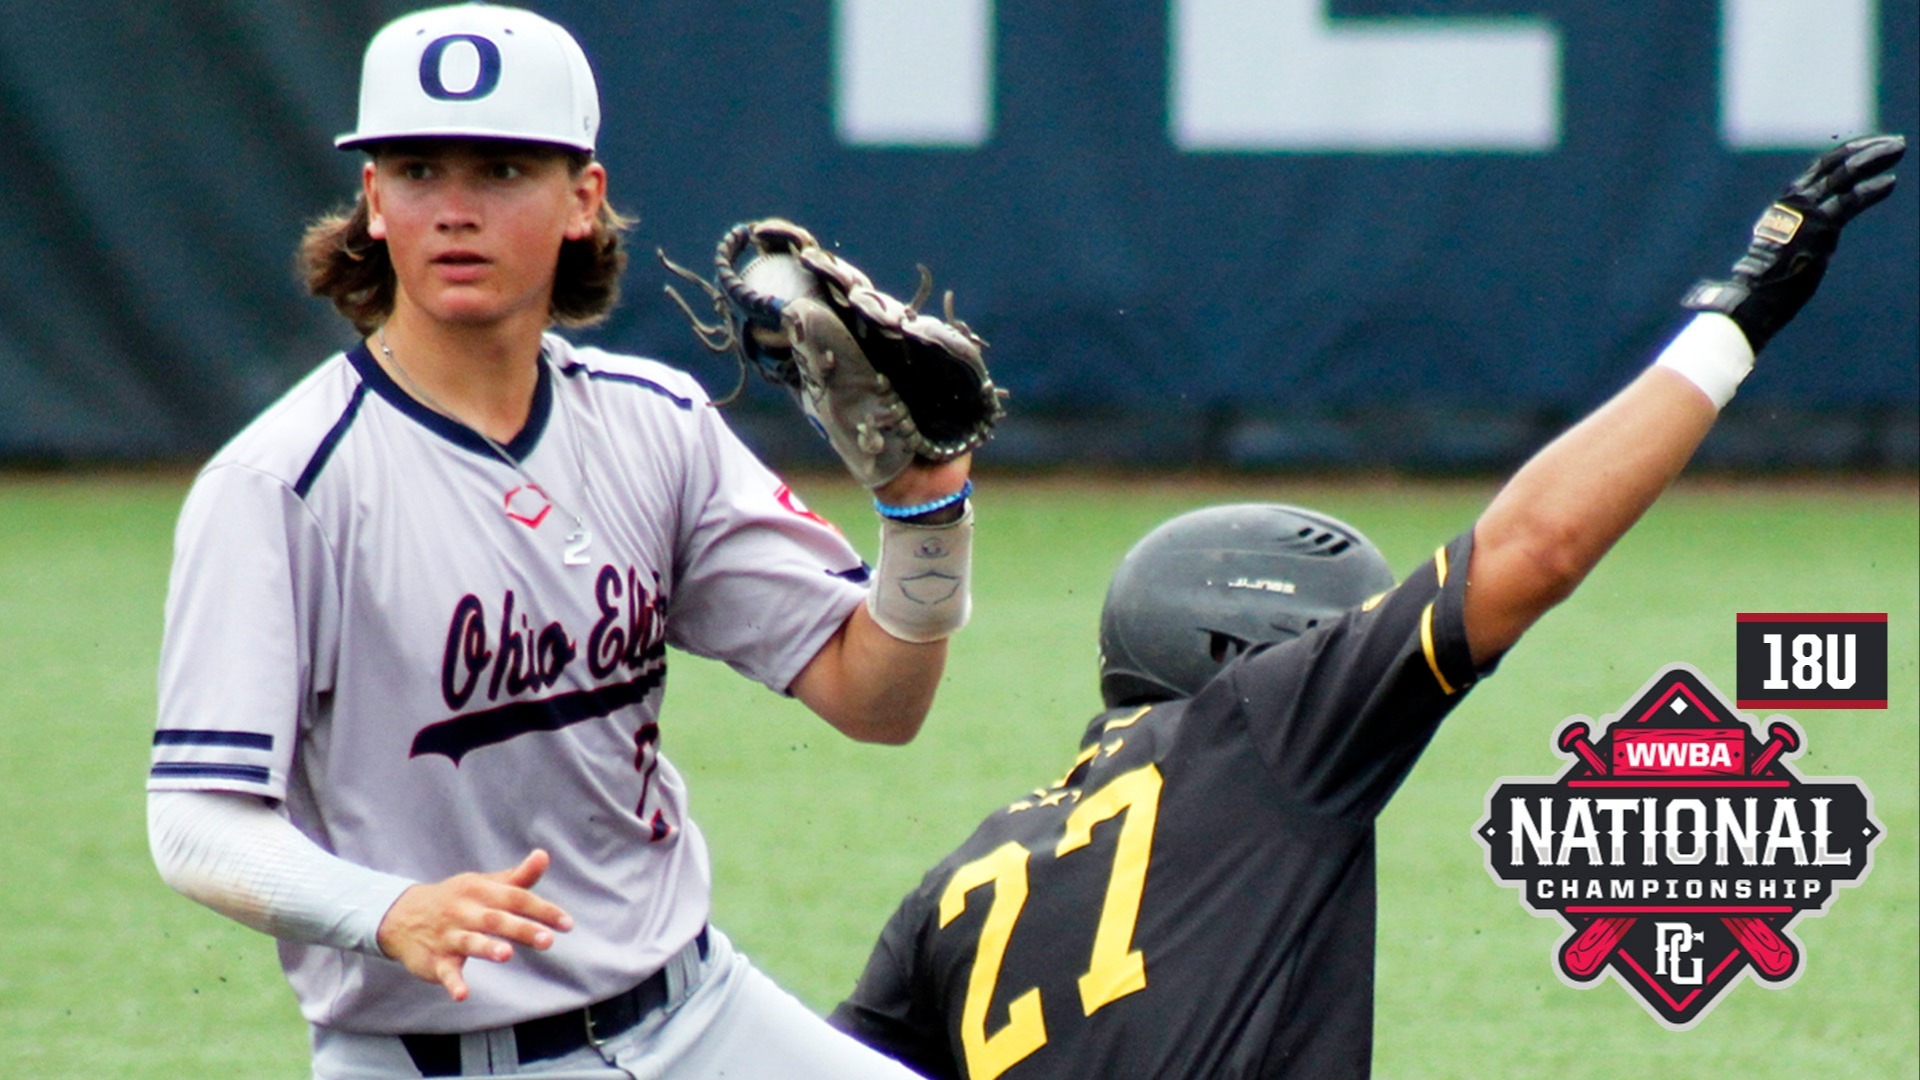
660 219 1005 489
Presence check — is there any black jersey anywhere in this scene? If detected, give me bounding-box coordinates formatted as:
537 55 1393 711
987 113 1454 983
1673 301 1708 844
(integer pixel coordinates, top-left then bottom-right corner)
831 532 1493 1080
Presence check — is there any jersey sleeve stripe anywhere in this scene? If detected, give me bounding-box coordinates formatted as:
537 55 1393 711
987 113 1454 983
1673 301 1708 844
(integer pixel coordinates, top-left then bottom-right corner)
153 729 274 750
149 762 272 784
1433 545 1451 587
1419 602 1459 695
294 383 370 498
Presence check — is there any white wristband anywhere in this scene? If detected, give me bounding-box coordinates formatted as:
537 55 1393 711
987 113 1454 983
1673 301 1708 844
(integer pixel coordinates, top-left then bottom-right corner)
867 504 973 643
1654 312 1756 409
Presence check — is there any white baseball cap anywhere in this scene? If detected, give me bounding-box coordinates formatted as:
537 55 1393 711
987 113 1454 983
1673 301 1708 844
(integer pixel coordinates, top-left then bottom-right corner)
336 3 599 153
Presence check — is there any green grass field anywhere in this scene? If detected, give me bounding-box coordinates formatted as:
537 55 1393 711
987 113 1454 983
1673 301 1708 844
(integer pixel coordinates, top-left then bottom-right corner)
1 470 1913 1078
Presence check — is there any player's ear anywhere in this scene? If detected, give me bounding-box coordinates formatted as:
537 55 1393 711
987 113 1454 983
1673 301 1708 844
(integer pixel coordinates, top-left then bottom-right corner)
563 161 607 243
362 160 388 241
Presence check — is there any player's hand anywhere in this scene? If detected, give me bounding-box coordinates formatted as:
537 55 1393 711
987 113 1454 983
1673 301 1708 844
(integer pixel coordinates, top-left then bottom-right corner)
873 454 972 522
1682 133 1905 351
376 849 575 1001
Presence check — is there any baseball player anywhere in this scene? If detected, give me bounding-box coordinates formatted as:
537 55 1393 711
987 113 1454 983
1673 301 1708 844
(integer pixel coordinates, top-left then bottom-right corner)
828 134 1906 1079
147 4 967 1078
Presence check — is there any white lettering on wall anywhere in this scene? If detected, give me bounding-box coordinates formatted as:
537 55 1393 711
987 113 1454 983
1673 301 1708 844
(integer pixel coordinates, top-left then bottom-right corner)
830 1 1878 152
834 0 995 146
1169 0 1560 151
1722 0 1878 149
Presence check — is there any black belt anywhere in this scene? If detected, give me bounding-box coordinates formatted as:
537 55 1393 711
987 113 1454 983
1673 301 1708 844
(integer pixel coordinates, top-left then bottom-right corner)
401 927 709 1077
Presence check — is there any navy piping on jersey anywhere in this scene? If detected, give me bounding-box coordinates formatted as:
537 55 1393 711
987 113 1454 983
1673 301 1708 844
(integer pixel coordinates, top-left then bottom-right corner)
555 359 695 410
153 729 274 750
830 564 873 585
149 762 273 784
343 341 557 461
294 383 369 498
297 345 696 497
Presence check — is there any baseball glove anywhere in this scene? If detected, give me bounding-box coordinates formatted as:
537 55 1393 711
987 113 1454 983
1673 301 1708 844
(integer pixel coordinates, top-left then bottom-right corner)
660 219 1004 489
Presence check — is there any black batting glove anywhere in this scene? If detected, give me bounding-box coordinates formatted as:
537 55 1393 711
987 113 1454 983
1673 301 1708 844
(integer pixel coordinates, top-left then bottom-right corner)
1682 133 1905 353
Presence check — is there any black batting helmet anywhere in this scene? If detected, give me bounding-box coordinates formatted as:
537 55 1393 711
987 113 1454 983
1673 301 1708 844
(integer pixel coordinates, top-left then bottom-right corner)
1097 503 1396 707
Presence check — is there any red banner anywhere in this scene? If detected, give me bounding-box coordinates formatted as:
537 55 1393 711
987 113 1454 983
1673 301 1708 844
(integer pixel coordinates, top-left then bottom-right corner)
1611 728 1746 777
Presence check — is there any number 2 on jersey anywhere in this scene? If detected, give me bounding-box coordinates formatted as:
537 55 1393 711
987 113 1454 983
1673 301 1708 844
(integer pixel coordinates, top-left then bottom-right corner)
937 763 1165 1080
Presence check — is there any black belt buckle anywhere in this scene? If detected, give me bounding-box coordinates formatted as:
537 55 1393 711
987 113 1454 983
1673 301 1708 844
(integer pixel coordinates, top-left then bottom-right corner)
578 983 642 1056
400 926 708 1074
582 997 617 1054
515 926 705 1063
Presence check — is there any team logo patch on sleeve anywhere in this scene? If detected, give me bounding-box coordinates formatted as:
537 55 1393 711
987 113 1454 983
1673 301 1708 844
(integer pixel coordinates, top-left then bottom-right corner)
1474 664 1880 1028
775 482 835 530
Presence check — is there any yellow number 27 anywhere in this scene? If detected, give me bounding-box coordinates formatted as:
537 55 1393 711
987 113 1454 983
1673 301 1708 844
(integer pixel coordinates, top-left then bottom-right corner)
937 764 1165 1080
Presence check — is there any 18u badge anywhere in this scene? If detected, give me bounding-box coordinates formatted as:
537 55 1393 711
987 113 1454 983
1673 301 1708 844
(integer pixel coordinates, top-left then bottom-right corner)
1475 664 1880 1028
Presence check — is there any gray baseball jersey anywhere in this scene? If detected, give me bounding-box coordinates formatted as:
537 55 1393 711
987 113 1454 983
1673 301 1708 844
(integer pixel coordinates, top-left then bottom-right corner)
150 333 868 1034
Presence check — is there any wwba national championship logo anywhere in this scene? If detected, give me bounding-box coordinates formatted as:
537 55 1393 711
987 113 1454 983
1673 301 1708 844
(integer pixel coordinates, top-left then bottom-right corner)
1475 665 1880 1028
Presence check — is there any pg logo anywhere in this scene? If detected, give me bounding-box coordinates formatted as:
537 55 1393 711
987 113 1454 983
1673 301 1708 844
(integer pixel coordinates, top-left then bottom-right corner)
1476 664 1881 1028
1653 923 1704 986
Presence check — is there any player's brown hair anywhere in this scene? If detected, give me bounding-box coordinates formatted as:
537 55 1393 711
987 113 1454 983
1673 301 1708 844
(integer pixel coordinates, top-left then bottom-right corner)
299 149 631 335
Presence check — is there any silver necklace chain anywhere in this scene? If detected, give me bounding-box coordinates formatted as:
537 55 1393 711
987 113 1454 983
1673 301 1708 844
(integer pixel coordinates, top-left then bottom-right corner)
377 328 595 565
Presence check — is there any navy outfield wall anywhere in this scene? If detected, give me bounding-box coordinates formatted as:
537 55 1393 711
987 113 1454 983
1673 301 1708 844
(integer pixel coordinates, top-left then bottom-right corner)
1 1 1914 467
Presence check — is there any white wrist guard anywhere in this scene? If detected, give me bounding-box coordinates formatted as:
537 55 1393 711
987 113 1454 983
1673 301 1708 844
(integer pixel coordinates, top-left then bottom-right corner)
867 504 974 643
1654 312 1756 409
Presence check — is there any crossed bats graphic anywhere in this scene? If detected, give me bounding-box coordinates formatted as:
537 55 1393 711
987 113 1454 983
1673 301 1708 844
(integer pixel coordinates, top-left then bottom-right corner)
1554 720 1800 981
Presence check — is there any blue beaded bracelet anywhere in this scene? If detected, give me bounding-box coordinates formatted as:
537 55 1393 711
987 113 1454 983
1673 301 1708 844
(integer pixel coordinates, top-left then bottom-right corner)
874 479 972 520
